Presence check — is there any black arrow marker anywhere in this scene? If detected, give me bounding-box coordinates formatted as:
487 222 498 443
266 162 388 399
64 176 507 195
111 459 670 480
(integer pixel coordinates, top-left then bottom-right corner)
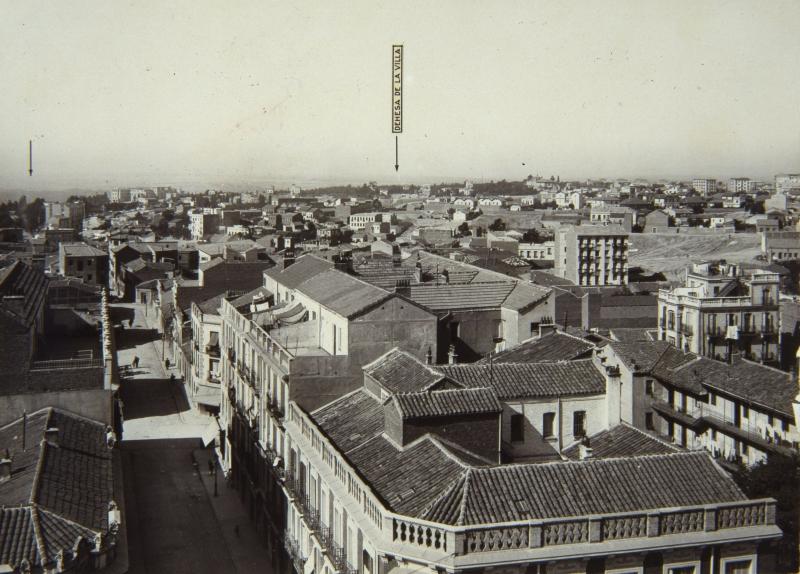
394 136 399 172
28 140 33 176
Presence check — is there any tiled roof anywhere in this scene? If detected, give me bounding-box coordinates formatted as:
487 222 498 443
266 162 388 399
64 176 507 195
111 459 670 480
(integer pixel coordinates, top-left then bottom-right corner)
296 269 392 318
660 356 796 417
60 243 107 258
609 328 655 344
363 348 447 394
486 332 595 364
502 282 551 312
311 390 385 453
0 261 48 328
428 452 744 526
264 255 334 289
440 360 605 400
608 340 676 373
392 388 501 419
408 282 516 311
228 286 273 310
0 408 114 569
347 435 466 518
562 424 680 460
310 391 748 528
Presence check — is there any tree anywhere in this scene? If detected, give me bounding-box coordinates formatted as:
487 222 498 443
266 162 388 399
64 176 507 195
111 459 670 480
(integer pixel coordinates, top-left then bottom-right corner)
22 198 44 232
522 228 540 243
476 226 484 237
488 218 506 231
458 222 471 236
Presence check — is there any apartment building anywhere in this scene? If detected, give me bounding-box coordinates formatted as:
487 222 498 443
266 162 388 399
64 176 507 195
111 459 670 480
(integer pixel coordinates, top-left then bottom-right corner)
554 225 629 287
692 178 717 196
657 262 780 363
348 212 387 231
44 200 85 229
107 188 132 203
219 256 438 567
58 242 110 286
277 350 781 574
598 340 799 468
728 178 757 193
190 211 221 239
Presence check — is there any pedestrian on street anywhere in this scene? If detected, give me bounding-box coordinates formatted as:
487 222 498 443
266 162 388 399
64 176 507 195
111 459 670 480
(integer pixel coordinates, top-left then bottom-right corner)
132 356 139 369
208 459 215 476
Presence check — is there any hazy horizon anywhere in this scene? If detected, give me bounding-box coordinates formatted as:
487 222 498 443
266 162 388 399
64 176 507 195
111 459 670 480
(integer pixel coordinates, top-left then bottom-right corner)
2 0 799 198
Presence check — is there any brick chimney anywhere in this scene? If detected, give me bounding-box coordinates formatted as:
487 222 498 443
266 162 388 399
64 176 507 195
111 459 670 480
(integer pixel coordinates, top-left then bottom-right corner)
44 427 59 447
0 458 11 483
447 345 457 365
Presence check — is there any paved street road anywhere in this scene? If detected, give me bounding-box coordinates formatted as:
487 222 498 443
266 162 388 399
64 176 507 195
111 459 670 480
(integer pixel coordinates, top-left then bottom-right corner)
115 303 270 574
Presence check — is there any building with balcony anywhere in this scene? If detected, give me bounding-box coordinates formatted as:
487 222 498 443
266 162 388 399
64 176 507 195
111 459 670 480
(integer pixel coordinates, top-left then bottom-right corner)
554 225 629 287
189 292 226 413
657 262 780 364
277 355 782 574
598 340 799 468
219 256 439 570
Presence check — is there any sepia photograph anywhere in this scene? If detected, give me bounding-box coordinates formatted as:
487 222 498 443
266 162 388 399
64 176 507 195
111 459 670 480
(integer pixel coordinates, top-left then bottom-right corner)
1 1 799 573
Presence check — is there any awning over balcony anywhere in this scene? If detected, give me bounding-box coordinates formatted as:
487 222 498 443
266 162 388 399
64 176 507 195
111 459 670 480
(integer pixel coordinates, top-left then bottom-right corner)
273 301 306 324
196 387 221 409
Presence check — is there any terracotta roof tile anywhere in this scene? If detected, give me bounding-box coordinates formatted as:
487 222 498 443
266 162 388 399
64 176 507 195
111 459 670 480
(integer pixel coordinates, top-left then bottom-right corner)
392 388 502 419
363 348 446 394
562 424 680 460
487 332 595 364
440 360 605 400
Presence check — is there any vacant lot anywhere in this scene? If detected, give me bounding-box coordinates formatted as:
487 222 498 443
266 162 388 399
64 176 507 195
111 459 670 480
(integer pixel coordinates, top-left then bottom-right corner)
629 233 761 280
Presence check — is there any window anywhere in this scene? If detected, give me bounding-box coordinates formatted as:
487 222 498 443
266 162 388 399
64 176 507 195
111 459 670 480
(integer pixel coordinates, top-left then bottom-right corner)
77 260 84 271
510 414 524 443
645 379 654 396
723 559 752 574
667 566 697 574
573 411 586 438
542 412 555 438
711 429 717 440
741 405 749 419
646 412 655 430
709 393 717 406
530 322 540 335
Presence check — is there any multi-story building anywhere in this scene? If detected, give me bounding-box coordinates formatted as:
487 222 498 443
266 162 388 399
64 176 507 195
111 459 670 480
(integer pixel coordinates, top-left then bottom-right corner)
107 187 132 203
518 241 554 261
218 256 439 566
657 262 780 363
554 225 629 287
599 339 799 468
189 292 226 413
728 178 757 193
58 242 110 287
692 178 717 196
348 212 387 231
190 211 221 239
774 173 800 194
44 200 85 229
277 348 783 574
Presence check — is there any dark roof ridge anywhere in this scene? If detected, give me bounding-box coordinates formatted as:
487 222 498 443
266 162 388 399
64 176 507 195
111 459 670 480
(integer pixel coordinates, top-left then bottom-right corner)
458 470 472 526
473 449 706 474
418 471 468 524
29 505 48 568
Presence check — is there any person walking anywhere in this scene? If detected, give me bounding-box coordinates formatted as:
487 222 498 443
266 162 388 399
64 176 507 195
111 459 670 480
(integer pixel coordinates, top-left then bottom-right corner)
132 356 139 369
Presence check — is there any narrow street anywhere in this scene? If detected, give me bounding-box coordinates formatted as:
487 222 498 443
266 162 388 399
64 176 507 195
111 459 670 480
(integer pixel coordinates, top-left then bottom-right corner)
115 303 272 574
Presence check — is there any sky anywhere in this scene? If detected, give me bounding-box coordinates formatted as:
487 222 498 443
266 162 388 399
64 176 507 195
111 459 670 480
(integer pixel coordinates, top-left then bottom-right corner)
1 0 799 196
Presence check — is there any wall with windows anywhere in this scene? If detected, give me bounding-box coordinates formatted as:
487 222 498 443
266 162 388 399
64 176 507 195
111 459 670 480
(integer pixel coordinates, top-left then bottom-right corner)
501 394 606 460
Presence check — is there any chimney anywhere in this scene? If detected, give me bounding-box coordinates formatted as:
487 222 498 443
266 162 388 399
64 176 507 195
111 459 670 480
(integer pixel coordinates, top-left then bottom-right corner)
283 250 296 270
0 458 11 483
578 437 593 460
425 346 432 365
394 277 411 296
538 323 557 338
392 245 402 268
448 345 457 365
44 427 59 447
